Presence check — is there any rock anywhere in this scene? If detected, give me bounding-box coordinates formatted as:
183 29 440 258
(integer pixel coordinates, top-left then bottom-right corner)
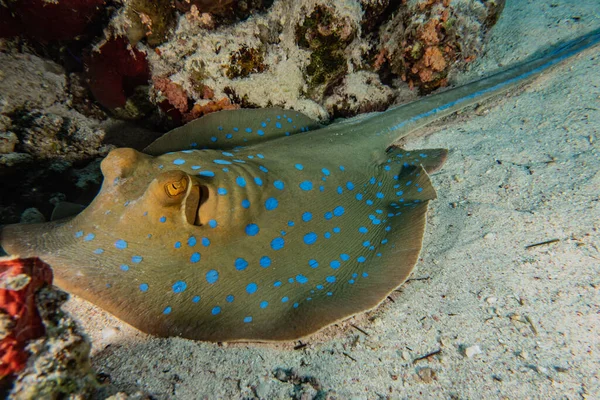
464 344 482 358
19 208 45 224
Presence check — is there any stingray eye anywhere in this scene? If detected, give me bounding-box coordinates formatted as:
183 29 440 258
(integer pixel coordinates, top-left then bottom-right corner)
152 171 189 205
165 177 188 197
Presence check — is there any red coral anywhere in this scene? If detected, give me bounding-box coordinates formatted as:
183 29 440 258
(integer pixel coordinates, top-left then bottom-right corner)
0 257 53 379
0 0 106 41
153 76 190 114
86 36 150 110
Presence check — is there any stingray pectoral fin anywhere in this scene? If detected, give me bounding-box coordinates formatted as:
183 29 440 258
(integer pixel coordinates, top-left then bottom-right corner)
251 158 444 341
50 202 87 221
144 107 321 155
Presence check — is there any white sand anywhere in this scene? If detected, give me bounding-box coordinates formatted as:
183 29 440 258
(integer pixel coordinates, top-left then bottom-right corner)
64 0 600 398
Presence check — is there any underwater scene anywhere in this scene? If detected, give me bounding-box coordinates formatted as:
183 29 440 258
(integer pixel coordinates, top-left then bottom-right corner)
0 0 598 398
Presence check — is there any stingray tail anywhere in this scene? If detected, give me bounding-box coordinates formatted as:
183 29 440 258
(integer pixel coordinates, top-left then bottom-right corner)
339 28 600 150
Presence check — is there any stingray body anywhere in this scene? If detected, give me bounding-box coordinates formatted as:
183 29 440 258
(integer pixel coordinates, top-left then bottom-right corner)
1 30 598 341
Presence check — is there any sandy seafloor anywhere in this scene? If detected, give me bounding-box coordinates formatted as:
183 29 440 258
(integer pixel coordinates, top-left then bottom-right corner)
60 0 600 398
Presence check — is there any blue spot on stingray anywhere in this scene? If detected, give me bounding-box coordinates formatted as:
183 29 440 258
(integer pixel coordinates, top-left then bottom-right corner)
333 206 345 217
293 302 299 308
337 186 343 194
260 256 271 268
214 159 232 165
339 166 345 171
302 212 312 222
346 181 355 190
299 181 313 191
340 253 350 261
190 252 201 263
333 227 341 233
226 134 233 139
309 259 319 268
257 129 265 136
212 306 221 315
321 168 330 176
192 296 200 303
274 281 282 287
295 163 304 170
257 153 264 159
191 165 201 170
303 232 317 245
120 264 129 271
386 226 392 232
363 272 369 277
324 232 331 239
319 185 325 192
139 283 149 292
199 171 215 177
376 192 384 199
357 256 366 263
188 237 197 246
241 199 250 208
245 127 252 133
209 219 218 228
259 165 269 173
206 269 219 284
370 177 376 184
226 295 234 303
246 282 258 294
359 227 368 234
372 219 381 225
243 316 253 323
163 306 172 315
75 231 83 238
218 188 228 195
261 122 267 127
363 241 370 247
384 165 391 171
296 275 309 284
260 301 268 309
173 159 185 165
254 177 263 186
132 256 143 263
93 248 104 254
265 197 278 210
233 127 239 132
84 233 95 241
324 212 333 220
202 237 210 247
159 216 167 223
316 285 324 290
271 237 285 250
326 276 336 283
274 180 284 190
366 200 374 206
288 277 294 284
115 239 127 249
418 187 423 192
281 296 289 303
235 258 248 271
236 176 247 187
276 122 282 128
330 260 340 269
172 281 187 293
246 223 259 236
211 137 218 142
406 181 412 186
287 220 295 226
355 193 363 201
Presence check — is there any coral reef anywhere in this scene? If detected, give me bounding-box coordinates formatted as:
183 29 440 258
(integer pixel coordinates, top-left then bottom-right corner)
6 285 98 399
85 36 151 118
0 257 53 380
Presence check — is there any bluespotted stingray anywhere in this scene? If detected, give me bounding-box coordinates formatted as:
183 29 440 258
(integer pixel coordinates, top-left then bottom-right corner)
1 30 598 341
